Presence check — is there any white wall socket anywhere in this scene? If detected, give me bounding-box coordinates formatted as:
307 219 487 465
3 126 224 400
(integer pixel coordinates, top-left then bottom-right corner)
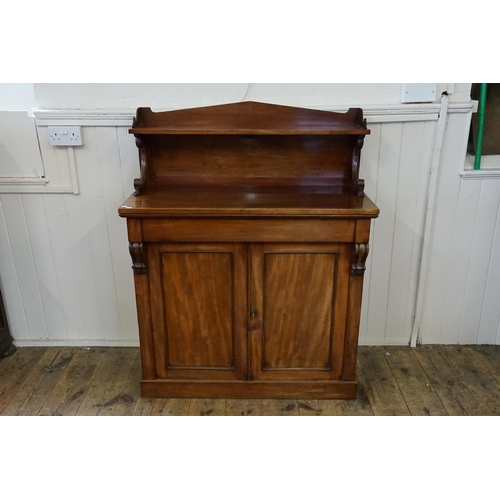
48 126 83 146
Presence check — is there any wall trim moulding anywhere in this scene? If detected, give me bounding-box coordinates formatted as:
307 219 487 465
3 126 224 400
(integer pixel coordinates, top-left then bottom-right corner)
461 155 500 179
461 170 500 180
33 109 136 126
33 103 474 126
0 176 49 185
0 176 76 194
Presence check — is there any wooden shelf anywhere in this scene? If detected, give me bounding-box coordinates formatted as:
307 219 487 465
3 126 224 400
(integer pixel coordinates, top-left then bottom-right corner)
119 185 379 217
129 101 370 137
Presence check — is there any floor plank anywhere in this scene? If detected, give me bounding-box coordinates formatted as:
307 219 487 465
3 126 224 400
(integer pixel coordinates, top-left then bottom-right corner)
297 400 338 416
413 346 485 416
154 399 191 416
336 368 375 416
0 348 47 396
357 346 410 415
261 399 300 416
384 346 448 416
132 396 191 416
472 345 500 384
2 345 500 416
0 348 59 415
19 347 77 416
77 348 138 416
0 350 17 378
187 399 227 416
97 350 142 416
225 399 263 416
38 347 108 416
441 345 500 415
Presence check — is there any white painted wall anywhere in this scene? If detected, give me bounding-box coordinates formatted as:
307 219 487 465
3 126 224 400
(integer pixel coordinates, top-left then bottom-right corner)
3 82 497 347
0 84 44 179
33 83 441 110
0 83 36 111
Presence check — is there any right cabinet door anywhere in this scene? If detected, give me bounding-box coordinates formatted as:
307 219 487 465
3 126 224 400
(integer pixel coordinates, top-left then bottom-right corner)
249 243 351 381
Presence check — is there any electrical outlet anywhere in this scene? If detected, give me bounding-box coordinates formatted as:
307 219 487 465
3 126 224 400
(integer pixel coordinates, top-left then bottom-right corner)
48 126 83 146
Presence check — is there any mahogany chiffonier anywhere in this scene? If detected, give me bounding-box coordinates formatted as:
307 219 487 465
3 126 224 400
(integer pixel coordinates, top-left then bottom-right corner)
118 101 379 399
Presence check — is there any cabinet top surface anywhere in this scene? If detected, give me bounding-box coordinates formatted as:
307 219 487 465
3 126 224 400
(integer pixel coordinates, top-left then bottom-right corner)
119 185 379 218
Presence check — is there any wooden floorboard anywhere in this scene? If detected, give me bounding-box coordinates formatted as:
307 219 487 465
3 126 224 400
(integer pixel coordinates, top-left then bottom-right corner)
412 346 484 416
357 346 410 415
384 346 449 416
1 345 497 416
38 347 108 416
440 345 500 415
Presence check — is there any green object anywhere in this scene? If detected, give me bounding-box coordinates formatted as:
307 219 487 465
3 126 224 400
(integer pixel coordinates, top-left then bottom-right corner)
474 83 488 170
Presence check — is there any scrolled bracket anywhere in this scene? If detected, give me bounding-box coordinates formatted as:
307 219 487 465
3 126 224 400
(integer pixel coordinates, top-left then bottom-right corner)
129 242 147 275
133 136 149 196
351 134 366 197
351 243 369 277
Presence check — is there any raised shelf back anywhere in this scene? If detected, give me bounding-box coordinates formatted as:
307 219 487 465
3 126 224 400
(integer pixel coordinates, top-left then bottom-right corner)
130 101 370 195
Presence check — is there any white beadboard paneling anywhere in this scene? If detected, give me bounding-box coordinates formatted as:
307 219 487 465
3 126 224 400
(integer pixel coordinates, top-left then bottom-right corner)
95 126 138 342
21 194 67 340
459 180 500 344
385 121 428 343
68 127 121 341
42 195 85 339
365 122 403 342
117 126 139 198
420 113 472 343
358 123 381 344
62 191 104 340
479 187 500 344
1 194 48 340
439 179 481 343
0 198 29 339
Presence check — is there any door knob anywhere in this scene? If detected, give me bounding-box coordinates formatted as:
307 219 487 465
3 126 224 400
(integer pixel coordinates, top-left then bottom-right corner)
250 309 257 317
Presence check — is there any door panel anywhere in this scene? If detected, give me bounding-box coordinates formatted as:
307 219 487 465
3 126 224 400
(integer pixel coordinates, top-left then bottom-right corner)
263 252 335 369
249 243 350 381
149 243 247 380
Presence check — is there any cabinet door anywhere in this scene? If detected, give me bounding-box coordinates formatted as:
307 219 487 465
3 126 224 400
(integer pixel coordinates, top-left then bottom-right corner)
249 243 350 381
148 243 247 380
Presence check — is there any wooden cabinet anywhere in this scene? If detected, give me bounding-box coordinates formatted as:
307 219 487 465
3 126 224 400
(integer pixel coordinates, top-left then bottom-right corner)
119 101 379 399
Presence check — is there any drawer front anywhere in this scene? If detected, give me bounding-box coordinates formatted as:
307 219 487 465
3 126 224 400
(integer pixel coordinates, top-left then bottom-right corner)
142 218 355 243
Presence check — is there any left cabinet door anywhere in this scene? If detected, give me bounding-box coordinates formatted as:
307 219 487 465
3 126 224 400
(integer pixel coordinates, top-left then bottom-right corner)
148 242 248 380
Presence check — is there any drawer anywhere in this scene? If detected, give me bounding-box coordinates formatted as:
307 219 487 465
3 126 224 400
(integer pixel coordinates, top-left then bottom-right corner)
141 218 355 243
